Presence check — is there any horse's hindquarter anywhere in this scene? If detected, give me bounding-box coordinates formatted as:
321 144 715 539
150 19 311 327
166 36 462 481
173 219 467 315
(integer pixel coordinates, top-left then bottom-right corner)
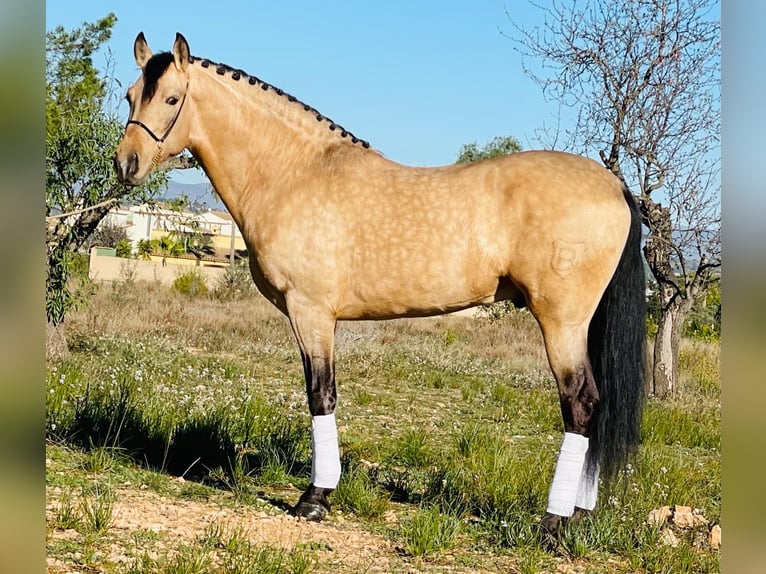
497 151 632 323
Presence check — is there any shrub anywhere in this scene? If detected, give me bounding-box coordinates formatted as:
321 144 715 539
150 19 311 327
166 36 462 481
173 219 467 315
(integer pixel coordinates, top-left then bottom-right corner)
115 238 133 258
70 252 91 282
214 261 256 300
136 238 156 259
82 222 130 252
477 301 516 321
173 269 208 298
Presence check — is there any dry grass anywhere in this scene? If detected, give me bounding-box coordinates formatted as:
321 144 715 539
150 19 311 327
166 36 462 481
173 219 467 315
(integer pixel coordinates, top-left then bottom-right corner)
73 281 547 363
70 282 292 350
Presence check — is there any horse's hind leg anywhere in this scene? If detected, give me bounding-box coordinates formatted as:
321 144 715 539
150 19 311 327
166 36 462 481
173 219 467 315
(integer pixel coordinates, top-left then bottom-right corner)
286 302 340 521
537 320 600 542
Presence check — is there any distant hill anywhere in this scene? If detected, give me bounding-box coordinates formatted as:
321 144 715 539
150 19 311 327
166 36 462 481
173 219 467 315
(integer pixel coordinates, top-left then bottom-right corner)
161 179 227 212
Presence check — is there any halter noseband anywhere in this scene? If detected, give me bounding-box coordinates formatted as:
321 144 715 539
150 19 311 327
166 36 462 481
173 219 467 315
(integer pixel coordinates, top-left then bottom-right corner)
126 81 189 171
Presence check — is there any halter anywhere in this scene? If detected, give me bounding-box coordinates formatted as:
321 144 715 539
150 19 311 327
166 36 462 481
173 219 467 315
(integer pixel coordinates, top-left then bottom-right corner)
126 81 189 172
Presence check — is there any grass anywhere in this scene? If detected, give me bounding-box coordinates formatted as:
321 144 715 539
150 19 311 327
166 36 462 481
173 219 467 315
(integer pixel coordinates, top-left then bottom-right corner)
78 482 116 534
46 280 721 573
398 504 463 556
332 459 390 519
122 538 317 574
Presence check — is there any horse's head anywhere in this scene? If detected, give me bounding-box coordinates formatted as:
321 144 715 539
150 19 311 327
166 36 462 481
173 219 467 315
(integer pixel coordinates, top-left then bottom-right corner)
114 32 192 186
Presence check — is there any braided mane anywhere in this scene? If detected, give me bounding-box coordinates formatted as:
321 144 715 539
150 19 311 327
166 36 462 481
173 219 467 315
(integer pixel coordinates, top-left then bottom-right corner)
190 55 371 149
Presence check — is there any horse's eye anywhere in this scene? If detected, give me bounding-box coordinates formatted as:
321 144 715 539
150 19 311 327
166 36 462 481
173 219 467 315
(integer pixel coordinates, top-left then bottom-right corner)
166 96 179 106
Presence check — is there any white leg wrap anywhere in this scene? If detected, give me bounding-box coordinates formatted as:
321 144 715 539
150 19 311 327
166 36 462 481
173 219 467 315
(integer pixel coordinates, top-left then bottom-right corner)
310 413 341 489
575 462 600 511
546 432 589 517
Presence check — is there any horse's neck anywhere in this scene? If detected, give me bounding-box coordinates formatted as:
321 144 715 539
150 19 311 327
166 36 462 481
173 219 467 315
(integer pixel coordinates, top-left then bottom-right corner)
186 66 341 223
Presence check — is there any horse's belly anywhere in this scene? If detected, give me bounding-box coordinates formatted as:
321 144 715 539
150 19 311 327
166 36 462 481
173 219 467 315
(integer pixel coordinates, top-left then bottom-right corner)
337 268 502 319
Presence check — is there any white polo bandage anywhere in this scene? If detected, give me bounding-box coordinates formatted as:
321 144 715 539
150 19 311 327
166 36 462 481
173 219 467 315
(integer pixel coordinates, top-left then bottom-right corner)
310 413 341 489
575 462 600 511
546 432 589 517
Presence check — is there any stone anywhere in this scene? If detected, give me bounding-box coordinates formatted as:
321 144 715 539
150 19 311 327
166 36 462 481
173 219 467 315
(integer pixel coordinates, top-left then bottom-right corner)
647 506 672 525
660 527 679 547
671 505 708 529
672 505 694 528
709 524 721 550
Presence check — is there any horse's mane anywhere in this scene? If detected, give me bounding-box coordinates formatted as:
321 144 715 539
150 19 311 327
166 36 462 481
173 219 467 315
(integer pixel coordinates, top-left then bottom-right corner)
189 55 371 149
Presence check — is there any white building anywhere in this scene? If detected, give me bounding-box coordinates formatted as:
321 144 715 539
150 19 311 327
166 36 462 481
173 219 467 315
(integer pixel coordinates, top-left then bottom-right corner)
101 203 245 254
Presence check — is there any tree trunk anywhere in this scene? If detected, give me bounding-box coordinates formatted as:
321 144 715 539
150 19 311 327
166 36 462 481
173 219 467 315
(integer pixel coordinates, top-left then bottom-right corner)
651 286 693 397
46 321 69 362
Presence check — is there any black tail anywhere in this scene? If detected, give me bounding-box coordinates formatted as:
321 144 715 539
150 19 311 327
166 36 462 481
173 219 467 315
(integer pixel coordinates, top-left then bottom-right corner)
586 186 647 481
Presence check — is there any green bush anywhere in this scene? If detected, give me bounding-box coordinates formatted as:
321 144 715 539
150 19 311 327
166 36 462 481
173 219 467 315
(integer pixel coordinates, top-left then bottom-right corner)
70 252 91 282
115 238 133 258
172 269 208 298
685 279 721 341
136 238 156 259
684 315 720 342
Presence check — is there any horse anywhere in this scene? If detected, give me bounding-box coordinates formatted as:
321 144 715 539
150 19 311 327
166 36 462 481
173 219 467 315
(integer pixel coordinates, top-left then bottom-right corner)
114 33 646 541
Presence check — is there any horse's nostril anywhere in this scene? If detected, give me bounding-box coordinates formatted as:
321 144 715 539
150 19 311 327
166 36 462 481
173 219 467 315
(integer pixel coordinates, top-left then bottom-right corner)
112 154 122 180
127 152 139 177
114 152 140 183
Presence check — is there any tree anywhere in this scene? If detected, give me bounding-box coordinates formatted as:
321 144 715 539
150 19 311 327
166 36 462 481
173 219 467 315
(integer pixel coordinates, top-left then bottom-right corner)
45 15 190 359
156 236 185 262
81 221 130 253
136 239 157 260
456 135 523 164
508 0 720 396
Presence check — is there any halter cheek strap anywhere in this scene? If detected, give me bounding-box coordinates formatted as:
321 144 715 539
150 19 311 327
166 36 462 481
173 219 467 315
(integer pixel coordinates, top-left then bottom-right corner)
126 81 189 172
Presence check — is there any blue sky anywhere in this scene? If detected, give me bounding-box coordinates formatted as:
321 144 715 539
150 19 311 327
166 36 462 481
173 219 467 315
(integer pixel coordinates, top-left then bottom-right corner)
46 1 560 184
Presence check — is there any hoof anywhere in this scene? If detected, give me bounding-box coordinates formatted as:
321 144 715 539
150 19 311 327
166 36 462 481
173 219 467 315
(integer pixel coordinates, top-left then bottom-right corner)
294 500 328 521
293 484 332 522
539 512 563 551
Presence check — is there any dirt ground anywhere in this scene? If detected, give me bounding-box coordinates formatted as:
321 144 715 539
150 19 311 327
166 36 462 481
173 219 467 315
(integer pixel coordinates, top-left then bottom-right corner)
46 478 535 574
47 482 403 573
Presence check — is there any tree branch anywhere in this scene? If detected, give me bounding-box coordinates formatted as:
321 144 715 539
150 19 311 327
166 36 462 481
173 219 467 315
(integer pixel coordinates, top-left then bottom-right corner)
45 197 120 223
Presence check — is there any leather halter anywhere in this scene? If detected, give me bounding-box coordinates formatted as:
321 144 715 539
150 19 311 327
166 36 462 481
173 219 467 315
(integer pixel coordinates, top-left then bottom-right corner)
126 81 189 171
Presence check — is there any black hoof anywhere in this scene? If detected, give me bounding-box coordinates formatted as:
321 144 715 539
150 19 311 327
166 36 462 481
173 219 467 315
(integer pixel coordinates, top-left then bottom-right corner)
539 512 563 551
293 484 333 522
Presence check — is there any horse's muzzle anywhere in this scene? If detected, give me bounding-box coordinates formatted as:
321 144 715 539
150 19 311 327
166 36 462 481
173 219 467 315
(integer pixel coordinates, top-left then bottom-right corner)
113 151 140 185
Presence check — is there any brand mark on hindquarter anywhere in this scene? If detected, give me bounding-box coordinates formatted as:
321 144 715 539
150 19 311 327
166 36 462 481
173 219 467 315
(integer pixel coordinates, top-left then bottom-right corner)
551 240 584 277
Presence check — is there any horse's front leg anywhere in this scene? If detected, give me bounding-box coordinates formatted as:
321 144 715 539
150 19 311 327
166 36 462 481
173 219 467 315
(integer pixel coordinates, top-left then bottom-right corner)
286 303 340 521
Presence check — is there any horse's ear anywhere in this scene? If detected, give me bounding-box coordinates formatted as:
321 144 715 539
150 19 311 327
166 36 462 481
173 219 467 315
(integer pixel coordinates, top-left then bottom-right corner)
173 33 190 72
134 32 152 69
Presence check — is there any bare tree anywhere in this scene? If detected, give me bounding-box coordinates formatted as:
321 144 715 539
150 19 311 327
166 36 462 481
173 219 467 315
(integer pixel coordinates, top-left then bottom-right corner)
508 0 720 395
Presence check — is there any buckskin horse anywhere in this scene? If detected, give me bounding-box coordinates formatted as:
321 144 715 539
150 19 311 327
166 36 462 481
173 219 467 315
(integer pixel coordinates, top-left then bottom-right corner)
114 33 646 541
